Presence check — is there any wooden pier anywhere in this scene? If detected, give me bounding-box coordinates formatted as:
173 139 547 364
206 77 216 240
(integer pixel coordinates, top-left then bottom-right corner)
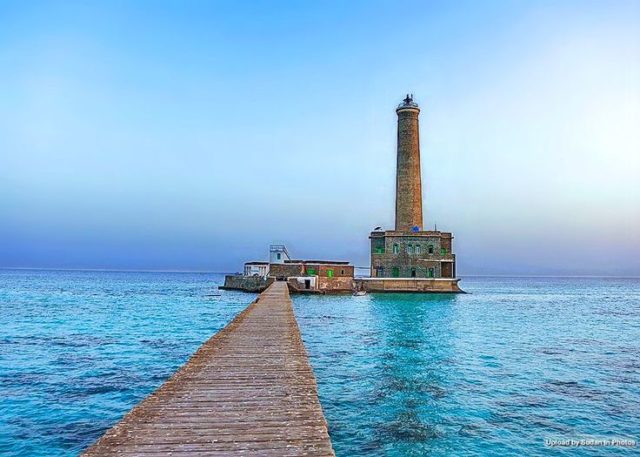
83 281 335 456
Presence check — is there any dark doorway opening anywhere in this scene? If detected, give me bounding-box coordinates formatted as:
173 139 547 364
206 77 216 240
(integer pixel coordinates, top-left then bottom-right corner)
304 279 311 290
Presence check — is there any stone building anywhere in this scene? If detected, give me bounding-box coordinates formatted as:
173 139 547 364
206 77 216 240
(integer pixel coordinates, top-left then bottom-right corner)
271 260 354 293
369 231 455 278
224 245 355 294
367 95 460 285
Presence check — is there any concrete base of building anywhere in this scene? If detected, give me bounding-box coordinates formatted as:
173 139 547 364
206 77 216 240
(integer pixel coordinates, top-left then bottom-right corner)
223 275 464 294
355 277 464 293
222 275 354 294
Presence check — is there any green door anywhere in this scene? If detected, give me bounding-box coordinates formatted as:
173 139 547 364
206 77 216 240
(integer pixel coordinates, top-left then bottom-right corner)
392 267 400 277
327 269 334 278
428 268 434 278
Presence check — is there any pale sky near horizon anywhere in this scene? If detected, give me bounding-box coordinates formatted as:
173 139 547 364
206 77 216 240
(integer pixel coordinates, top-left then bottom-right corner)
1 0 639 275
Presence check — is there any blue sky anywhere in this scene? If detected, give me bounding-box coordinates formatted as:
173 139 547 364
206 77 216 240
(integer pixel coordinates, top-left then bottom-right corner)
1 0 639 275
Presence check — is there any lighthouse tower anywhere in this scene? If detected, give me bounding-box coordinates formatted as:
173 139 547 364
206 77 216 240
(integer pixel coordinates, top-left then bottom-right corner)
367 94 460 287
395 94 423 232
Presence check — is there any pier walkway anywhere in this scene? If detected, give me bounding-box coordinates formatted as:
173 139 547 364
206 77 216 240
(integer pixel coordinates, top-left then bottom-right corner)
83 281 335 456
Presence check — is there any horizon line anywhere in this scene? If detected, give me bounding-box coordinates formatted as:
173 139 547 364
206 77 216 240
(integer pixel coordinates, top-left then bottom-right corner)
0 267 638 279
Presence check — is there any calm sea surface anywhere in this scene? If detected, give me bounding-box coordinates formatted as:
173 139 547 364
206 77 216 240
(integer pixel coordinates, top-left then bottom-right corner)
1 271 638 456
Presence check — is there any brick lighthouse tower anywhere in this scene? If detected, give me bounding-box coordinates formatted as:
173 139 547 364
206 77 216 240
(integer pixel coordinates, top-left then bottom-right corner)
365 95 462 292
395 94 423 231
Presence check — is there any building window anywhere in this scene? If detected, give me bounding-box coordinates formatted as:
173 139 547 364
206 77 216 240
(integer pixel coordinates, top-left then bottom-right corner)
327 269 334 278
407 244 414 254
341 269 345 275
428 268 435 278
376 267 385 277
307 268 316 276
392 267 400 277
277 253 281 260
428 245 434 254
415 245 421 255
440 248 447 255
411 268 416 277
393 244 399 254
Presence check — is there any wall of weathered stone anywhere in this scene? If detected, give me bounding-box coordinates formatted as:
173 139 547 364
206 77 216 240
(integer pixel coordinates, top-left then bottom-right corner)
305 264 354 277
370 231 455 278
317 276 353 293
269 263 304 278
440 234 452 252
442 262 453 278
221 275 272 292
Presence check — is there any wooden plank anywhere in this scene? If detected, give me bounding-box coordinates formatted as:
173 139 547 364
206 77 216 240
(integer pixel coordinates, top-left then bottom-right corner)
82 282 335 456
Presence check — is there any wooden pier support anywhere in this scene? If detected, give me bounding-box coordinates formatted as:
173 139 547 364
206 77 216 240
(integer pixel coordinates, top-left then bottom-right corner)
83 281 335 456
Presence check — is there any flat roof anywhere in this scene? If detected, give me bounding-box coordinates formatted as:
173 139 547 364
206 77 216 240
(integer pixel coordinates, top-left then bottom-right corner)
284 260 351 265
244 261 269 265
369 230 452 238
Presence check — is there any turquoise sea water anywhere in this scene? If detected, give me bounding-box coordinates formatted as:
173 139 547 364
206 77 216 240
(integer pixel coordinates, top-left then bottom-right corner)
1 271 638 456
295 277 640 456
